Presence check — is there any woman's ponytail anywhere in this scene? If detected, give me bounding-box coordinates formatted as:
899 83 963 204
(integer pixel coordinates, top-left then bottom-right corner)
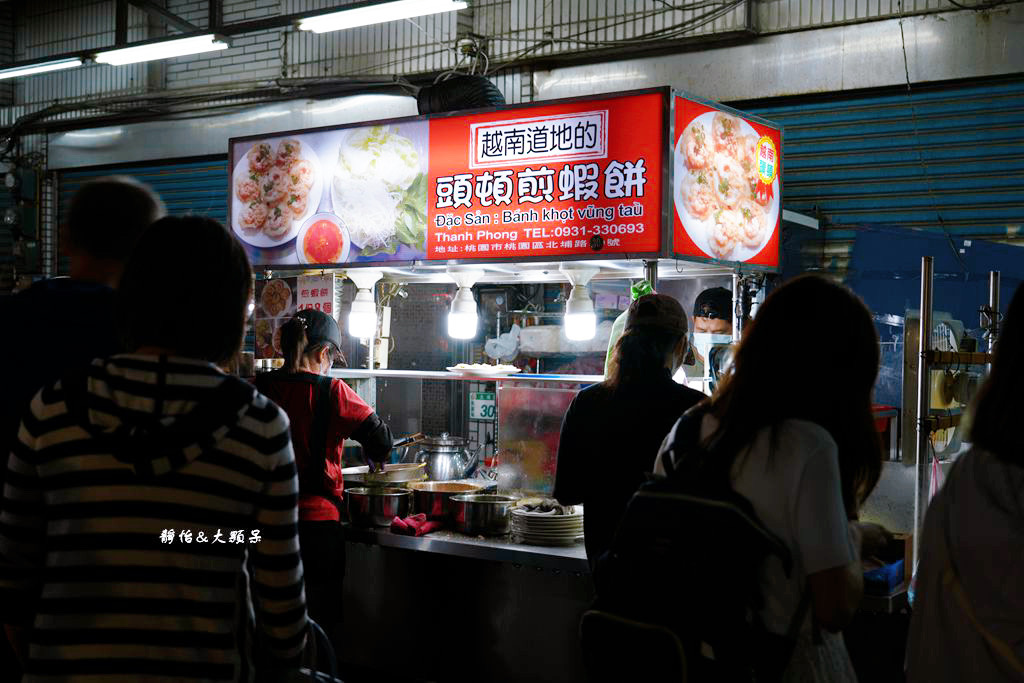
279 315 309 371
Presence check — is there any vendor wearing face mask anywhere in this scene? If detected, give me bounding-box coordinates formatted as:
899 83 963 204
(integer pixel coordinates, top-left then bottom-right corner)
554 294 706 568
680 286 735 385
253 308 393 652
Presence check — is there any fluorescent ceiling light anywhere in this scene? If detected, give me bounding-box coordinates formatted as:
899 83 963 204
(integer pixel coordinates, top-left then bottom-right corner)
0 58 84 81
298 0 468 34
94 34 229 66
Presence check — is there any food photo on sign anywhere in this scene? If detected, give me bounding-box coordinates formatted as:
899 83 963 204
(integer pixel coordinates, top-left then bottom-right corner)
672 96 782 267
230 121 429 266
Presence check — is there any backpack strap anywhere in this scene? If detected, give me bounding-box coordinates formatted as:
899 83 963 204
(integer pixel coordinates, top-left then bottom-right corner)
662 406 709 480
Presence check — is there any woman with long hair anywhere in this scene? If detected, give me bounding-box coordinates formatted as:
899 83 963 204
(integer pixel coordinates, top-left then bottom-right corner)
906 282 1024 682
655 275 885 682
253 308 393 653
554 293 706 568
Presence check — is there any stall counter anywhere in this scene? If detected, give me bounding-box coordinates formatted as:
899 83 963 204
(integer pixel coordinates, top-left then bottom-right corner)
340 525 593 683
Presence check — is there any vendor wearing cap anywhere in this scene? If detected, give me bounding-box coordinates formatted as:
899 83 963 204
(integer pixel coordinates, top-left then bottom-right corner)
554 294 706 568
253 308 393 650
682 286 735 382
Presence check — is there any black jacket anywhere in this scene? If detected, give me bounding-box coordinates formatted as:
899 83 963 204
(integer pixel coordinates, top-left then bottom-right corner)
554 369 705 568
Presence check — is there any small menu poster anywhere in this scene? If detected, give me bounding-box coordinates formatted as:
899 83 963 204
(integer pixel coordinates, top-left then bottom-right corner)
254 274 340 359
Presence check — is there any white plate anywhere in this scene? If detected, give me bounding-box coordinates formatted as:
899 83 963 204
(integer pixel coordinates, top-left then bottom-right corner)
512 517 584 528
512 506 583 517
512 520 584 530
295 212 352 265
514 533 585 547
232 139 324 248
513 530 584 540
673 111 780 263
446 367 521 377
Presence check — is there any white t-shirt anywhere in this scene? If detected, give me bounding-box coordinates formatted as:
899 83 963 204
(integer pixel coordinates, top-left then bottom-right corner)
654 415 859 683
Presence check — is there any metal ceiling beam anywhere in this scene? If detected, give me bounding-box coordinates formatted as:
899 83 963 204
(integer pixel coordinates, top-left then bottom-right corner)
115 0 128 46
127 0 200 34
208 0 221 31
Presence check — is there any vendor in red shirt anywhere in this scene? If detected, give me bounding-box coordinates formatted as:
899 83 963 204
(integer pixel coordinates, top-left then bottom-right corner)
254 309 393 652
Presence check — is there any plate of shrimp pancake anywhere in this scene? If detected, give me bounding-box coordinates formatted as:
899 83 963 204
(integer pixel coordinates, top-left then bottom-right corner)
673 112 779 262
232 137 323 249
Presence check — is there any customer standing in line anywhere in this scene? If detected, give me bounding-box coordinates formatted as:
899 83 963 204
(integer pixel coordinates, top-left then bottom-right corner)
0 216 308 682
0 176 163 676
555 293 705 569
254 309 394 653
906 282 1024 682
0 176 164 488
655 275 886 683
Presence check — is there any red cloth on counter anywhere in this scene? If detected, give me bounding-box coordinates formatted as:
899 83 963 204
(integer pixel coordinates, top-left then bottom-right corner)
390 513 443 537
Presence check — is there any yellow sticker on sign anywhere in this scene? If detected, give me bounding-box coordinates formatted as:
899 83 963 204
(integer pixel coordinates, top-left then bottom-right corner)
755 136 778 185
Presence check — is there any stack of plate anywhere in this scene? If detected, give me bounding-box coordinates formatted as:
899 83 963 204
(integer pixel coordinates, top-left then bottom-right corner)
511 506 584 546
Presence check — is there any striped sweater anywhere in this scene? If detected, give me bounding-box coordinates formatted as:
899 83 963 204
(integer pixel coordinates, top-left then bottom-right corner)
0 354 308 682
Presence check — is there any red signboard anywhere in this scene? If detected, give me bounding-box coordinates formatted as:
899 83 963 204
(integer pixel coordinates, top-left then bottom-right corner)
672 96 782 268
426 92 664 260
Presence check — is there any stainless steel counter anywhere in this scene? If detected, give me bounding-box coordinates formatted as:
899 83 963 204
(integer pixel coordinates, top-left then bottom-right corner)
340 525 594 682
344 525 590 574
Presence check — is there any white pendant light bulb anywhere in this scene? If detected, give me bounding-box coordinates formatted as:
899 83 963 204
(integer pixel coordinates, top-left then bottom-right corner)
346 269 383 340
447 269 484 340
560 264 600 342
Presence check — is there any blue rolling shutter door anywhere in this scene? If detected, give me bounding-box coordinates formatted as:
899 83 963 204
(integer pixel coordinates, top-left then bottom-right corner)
746 77 1024 269
57 157 228 275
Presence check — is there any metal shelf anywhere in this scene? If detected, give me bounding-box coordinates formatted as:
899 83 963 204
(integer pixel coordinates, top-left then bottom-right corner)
330 368 604 383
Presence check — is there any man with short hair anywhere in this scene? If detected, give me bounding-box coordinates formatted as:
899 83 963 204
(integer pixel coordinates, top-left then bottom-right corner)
0 176 164 475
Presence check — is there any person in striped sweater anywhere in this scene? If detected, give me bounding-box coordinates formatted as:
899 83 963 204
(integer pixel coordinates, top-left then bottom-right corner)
0 215 308 682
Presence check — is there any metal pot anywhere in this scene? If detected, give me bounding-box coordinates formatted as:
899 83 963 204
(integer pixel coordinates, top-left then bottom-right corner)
451 494 518 536
409 481 483 521
347 487 412 527
400 433 481 481
342 462 426 487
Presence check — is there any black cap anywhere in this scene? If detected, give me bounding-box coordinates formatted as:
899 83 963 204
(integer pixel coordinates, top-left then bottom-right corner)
693 287 733 322
625 294 688 335
292 309 343 353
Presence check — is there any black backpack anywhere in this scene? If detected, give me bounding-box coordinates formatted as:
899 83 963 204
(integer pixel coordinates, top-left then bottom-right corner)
590 408 810 683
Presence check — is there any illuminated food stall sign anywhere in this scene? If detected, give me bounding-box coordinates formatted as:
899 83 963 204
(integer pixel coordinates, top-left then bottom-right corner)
672 95 782 268
229 88 780 270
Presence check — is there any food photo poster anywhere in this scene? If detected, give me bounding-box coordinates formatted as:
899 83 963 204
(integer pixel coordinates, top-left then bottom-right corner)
230 122 430 266
672 96 782 268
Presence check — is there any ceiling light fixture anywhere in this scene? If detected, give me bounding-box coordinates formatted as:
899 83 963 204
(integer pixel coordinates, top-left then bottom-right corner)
560 264 600 341
298 0 468 34
94 34 229 66
0 57 84 81
346 269 383 340
446 268 484 340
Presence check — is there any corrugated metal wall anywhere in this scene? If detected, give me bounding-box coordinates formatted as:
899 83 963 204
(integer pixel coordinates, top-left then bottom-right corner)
744 76 1024 274
14 0 150 108
55 157 228 274
749 76 1024 237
